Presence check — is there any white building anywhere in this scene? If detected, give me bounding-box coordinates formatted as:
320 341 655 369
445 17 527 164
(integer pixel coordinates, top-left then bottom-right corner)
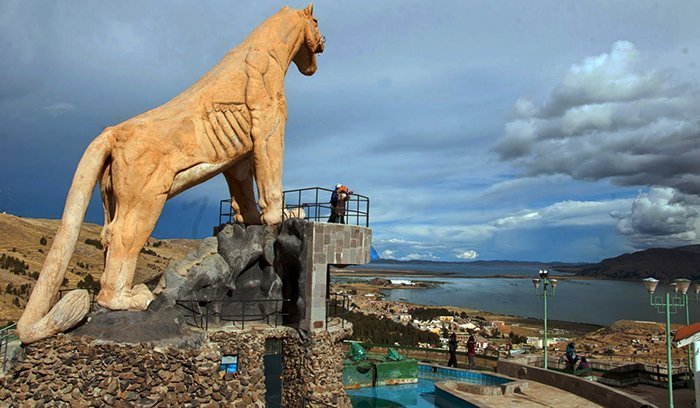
390 279 415 286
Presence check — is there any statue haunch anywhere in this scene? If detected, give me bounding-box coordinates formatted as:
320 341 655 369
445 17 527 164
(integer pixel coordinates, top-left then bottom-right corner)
17 4 324 344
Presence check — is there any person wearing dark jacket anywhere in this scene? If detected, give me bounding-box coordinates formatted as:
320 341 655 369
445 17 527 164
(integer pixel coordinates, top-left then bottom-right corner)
447 333 458 367
328 184 352 224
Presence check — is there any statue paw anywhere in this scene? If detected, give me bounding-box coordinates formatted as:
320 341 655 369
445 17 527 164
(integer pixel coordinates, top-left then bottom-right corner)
233 213 245 224
96 285 154 311
129 284 155 310
260 209 282 225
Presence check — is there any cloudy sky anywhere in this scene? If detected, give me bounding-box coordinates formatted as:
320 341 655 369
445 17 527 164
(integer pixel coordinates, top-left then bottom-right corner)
1 1 699 262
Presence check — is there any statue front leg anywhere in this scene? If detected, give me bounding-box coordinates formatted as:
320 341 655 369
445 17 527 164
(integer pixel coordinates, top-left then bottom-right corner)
224 156 261 225
251 114 285 225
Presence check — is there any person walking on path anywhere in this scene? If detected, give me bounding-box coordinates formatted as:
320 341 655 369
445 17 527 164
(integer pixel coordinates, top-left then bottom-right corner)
467 335 477 369
447 333 458 367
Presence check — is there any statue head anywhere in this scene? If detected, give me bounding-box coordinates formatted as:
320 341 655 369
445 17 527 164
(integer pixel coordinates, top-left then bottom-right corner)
293 3 324 76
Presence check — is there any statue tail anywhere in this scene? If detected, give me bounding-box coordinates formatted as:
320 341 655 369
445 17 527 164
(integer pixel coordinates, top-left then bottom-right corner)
17 130 113 343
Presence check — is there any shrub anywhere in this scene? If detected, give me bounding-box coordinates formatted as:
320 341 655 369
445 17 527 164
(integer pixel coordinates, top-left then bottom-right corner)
77 274 100 292
39 237 47 246
140 248 157 256
84 238 104 250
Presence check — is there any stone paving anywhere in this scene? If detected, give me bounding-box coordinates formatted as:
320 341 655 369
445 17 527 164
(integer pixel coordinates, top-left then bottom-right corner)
460 380 604 408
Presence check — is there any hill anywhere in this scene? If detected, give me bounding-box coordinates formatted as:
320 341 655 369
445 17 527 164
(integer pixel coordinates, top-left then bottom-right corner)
576 245 700 281
0 213 199 322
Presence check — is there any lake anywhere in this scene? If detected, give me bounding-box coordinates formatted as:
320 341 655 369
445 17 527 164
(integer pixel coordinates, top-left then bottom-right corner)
339 262 699 326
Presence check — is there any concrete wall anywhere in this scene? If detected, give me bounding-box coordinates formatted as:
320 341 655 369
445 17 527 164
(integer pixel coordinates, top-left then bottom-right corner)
497 360 658 408
302 222 372 332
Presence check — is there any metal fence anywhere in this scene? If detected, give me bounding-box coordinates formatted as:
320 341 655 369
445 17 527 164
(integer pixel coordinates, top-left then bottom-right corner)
529 355 691 388
326 292 351 329
218 186 370 228
341 341 499 371
176 298 288 331
0 323 17 372
282 187 370 227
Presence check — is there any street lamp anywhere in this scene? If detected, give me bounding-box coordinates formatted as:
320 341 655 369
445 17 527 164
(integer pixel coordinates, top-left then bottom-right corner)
679 280 700 383
642 277 688 408
532 269 557 370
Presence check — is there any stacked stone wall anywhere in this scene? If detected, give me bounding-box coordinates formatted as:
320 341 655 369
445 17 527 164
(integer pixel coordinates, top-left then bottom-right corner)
282 328 352 408
0 326 351 407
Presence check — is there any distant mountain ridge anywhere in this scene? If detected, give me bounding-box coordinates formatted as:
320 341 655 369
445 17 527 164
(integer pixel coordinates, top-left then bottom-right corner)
373 258 585 268
576 245 700 281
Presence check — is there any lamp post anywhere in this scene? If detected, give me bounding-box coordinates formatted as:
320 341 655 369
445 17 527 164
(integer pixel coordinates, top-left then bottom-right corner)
679 280 700 383
532 269 557 370
642 277 688 408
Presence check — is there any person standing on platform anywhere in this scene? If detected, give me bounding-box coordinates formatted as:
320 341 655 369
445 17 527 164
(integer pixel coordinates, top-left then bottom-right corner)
328 184 352 224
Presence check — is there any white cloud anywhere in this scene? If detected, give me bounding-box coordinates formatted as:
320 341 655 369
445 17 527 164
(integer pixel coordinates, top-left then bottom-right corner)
43 102 76 117
611 187 699 248
496 41 700 196
401 252 439 261
456 250 479 260
491 199 632 229
380 249 395 259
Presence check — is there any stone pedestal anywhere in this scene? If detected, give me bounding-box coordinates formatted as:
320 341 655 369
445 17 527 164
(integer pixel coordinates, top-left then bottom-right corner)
302 222 372 332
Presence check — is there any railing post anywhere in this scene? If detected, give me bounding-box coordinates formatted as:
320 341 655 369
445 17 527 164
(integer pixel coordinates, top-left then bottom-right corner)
314 189 319 222
366 197 370 227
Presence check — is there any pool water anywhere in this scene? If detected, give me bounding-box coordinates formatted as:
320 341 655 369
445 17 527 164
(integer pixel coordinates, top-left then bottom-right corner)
346 366 506 407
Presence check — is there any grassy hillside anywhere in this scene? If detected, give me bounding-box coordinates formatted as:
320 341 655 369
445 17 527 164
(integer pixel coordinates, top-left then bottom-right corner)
0 213 199 322
577 245 700 281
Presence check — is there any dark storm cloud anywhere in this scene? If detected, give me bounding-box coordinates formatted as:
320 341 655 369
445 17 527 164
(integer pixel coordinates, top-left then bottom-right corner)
2 1 700 261
496 41 700 196
611 188 699 248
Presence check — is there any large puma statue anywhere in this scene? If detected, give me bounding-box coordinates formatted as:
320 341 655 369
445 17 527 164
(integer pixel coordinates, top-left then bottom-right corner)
17 4 325 344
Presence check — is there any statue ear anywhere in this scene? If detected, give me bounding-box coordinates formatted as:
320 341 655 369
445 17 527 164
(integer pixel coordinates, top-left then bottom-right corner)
304 3 314 16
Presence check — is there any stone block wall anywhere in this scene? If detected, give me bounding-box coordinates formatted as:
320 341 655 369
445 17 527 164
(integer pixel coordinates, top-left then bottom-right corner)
303 222 372 332
0 326 352 407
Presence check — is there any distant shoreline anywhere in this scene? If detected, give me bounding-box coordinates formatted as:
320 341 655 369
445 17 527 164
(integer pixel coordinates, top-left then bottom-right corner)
332 267 598 280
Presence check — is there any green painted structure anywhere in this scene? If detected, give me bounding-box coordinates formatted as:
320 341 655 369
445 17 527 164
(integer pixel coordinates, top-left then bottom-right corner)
342 342 418 389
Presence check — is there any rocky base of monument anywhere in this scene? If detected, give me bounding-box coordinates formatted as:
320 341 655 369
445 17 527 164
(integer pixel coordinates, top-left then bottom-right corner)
71 219 308 344
0 326 351 407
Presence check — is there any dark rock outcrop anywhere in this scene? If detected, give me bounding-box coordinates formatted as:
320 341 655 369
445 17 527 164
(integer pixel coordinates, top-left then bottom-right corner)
75 220 309 343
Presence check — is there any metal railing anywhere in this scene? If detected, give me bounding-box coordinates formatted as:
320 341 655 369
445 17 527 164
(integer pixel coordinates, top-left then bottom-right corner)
218 187 370 228
326 292 351 329
341 341 499 371
176 298 288 331
283 187 370 227
219 199 237 227
0 323 17 371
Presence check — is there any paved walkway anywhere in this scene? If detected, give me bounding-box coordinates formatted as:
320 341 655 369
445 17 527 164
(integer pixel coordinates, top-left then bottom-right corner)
462 381 603 408
624 383 694 408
